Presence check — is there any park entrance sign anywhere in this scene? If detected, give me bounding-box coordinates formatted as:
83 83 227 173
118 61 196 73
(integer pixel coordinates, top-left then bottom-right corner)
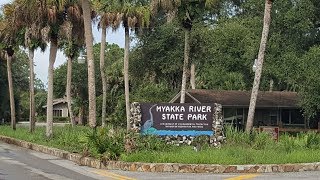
140 103 214 136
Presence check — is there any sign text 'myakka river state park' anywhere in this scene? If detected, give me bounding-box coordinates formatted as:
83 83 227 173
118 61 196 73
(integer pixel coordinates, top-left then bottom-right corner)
140 103 214 136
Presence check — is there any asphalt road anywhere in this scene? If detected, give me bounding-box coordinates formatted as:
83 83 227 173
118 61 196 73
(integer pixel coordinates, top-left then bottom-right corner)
1 142 320 180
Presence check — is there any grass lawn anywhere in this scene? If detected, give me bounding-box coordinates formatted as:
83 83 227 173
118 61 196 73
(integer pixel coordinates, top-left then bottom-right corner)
120 145 320 165
1 125 320 165
0 125 89 153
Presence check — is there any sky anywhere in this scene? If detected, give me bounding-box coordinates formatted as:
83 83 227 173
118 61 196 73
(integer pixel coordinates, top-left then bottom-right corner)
0 0 125 84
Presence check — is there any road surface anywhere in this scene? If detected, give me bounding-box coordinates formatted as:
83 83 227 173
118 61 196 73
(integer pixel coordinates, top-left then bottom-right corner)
1 142 320 180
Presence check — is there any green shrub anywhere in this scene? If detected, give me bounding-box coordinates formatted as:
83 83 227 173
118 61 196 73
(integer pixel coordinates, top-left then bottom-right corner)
252 132 275 150
279 134 296 153
124 132 173 153
53 117 70 122
2 126 320 165
53 125 89 153
83 126 126 160
109 96 126 127
128 133 171 152
36 116 70 122
225 125 253 146
36 116 46 122
304 132 320 149
225 125 277 150
192 135 210 151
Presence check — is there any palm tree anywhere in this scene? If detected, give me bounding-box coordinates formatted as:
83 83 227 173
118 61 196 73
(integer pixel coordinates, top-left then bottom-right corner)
15 0 68 136
122 1 151 131
99 19 108 127
246 0 273 132
96 0 151 131
93 0 122 127
4 48 16 130
81 0 97 128
26 40 46 132
151 0 219 103
12 0 47 132
0 3 21 130
63 39 79 127
43 0 70 137
61 2 84 127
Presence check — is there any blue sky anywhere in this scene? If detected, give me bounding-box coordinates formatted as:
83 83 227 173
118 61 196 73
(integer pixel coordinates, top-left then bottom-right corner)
1 0 125 84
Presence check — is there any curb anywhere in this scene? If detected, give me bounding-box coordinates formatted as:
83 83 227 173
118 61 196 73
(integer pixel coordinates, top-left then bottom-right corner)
1 135 320 173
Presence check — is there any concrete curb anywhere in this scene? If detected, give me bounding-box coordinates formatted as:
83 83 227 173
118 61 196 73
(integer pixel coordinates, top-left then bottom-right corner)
1 135 320 173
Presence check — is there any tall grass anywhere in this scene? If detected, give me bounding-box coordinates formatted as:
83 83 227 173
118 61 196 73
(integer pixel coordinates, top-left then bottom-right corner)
122 126 320 164
1 125 320 165
0 125 89 153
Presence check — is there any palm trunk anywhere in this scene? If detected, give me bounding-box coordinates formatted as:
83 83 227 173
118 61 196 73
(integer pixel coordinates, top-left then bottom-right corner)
29 49 36 132
190 63 196 89
246 0 272 132
82 0 96 128
78 105 84 125
166 10 176 23
180 29 190 103
46 39 58 137
6 53 16 130
66 56 75 126
100 24 107 127
124 26 131 131
269 79 274 92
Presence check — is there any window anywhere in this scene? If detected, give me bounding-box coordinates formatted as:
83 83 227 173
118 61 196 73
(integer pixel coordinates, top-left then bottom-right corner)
281 109 304 125
281 110 290 124
53 110 62 117
223 108 236 123
291 110 304 124
224 108 244 129
270 110 278 125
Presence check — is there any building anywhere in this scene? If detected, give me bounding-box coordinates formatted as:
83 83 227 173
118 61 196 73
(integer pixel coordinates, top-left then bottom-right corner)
42 98 69 117
170 89 316 130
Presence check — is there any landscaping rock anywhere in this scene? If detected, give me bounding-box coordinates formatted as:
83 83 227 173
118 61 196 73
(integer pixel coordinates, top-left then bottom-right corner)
141 164 151 172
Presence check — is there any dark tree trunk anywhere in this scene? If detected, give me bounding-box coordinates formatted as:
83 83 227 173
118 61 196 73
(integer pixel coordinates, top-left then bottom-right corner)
6 52 16 130
66 56 75 126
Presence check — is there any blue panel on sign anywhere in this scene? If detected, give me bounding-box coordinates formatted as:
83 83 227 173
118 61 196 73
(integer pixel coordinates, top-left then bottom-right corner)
142 130 214 136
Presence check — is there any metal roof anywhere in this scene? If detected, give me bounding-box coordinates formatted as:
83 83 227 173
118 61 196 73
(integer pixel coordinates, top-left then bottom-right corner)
170 89 299 108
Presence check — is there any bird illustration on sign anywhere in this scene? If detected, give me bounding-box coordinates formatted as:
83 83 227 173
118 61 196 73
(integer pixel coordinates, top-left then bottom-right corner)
141 104 157 134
